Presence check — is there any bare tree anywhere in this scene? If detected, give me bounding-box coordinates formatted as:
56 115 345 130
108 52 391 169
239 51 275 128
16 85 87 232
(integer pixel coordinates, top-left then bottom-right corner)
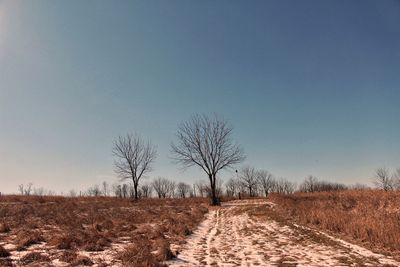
257 170 275 197
177 182 191 198
121 184 129 198
112 183 122 197
69 189 77 197
102 181 109 196
87 184 101 196
140 183 153 198
299 175 319 193
275 178 296 194
374 167 393 191
152 177 171 198
225 178 239 197
33 187 46 196
113 133 157 199
171 114 245 205
18 183 33 196
239 166 259 197
392 168 400 190
18 184 24 195
195 180 208 197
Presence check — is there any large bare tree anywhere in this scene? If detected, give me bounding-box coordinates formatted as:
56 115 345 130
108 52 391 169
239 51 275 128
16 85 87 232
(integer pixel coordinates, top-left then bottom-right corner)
171 114 245 205
112 134 157 199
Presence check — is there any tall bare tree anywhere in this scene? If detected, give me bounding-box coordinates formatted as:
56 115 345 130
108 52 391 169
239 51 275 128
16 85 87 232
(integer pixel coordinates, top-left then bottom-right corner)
113 134 157 199
171 114 245 205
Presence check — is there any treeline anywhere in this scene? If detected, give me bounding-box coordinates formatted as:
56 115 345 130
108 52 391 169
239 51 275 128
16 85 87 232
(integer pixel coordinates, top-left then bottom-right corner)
16 167 400 198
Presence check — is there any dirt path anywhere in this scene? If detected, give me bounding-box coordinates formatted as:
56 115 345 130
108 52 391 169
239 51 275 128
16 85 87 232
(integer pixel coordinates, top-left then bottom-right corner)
168 199 400 267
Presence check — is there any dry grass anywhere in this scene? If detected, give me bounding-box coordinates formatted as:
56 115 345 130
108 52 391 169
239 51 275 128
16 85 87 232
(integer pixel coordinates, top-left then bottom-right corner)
0 195 208 266
270 190 400 258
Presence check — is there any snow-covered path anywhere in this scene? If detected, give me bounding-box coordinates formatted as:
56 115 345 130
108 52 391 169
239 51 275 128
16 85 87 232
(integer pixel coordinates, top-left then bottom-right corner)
168 199 399 267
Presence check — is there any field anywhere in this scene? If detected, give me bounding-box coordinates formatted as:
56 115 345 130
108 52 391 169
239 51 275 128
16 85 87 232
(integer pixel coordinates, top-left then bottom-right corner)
1 191 400 266
270 190 400 260
0 196 208 266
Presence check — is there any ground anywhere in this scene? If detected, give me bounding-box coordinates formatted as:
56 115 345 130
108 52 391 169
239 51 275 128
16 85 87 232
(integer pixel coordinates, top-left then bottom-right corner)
168 199 400 267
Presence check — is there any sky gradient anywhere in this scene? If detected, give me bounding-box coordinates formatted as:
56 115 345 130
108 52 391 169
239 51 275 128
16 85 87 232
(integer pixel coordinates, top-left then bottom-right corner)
1 0 400 194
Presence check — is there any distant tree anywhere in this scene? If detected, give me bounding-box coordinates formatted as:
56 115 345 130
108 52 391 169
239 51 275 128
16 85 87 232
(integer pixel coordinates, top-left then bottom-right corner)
87 184 101 196
275 178 296 194
18 183 33 196
171 114 245 205
239 166 259 197
121 184 129 198
257 170 275 197
194 180 208 198
33 187 46 196
177 182 191 198
299 175 319 193
349 183 369 190
392 168 400 190
140 183 153 198
152 177 171 198
374 167 393 191
102 181 109 196
69 189 77 197
169 181 177 198
225 178 239 197
112 184 122 197
113 133 157 199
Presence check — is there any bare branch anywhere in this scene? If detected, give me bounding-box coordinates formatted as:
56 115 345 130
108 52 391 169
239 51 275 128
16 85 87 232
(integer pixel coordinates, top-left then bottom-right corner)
112 133 157 199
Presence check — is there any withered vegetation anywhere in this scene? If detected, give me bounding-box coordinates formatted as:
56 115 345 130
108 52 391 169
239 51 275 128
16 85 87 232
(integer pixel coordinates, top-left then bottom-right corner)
270 190 400 259
0 195 208 266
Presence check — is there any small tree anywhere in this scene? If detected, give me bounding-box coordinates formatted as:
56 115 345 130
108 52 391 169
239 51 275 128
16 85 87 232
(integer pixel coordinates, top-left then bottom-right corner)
152 177 171 198
299 175 319 193
140 183 153 198
392 168 400 190
194 180 208 197
257 170 275 197
225 178 238 197
374 167 393 191
239 166 259 197
171 114 245 205
113 133 157 199
102 181 109 196
177 182 191 198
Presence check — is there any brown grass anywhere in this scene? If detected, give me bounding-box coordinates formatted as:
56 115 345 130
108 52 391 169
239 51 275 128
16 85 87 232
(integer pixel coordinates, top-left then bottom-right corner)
0 245 10 258
20 252 50 265
0 195 208 266
270 190 400 258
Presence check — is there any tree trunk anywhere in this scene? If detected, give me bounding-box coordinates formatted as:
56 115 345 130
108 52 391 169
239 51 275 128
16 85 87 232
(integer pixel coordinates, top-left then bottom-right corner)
133 180 139 200
209 174 219 206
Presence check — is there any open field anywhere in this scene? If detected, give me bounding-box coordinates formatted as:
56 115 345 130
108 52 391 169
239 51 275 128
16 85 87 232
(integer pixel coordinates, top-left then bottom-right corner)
0 196 208 266
1 192 400 266
270 190 400 261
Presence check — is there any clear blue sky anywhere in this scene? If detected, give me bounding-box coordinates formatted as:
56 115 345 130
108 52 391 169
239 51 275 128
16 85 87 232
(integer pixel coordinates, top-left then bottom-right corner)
1 0 399 194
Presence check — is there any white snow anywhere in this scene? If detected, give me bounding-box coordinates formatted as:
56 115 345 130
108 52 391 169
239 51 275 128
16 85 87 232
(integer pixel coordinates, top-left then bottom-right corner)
167 199 400 267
